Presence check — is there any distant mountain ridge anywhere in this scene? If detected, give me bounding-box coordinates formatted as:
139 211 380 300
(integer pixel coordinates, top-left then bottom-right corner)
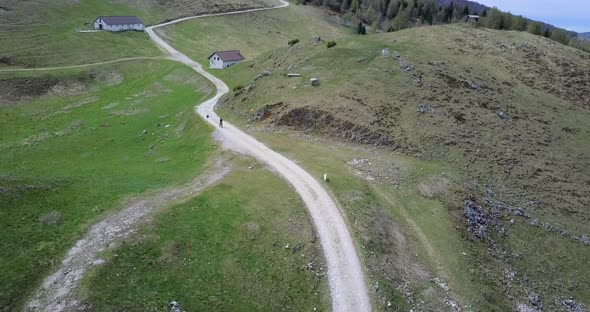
436 0 585 37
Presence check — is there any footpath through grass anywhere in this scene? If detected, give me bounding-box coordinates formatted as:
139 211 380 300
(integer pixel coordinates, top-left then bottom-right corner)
0 0 164 68
156 6 497 309
155 3 347 81
0 60 214 311
80 154 330 311
0 0 278 68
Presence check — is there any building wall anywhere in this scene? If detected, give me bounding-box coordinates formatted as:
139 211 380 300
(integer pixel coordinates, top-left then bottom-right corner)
93 19 144 31
222 60 242 68
209 55 224 69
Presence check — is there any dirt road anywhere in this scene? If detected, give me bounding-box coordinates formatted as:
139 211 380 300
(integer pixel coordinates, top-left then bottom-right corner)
0 57 165 72
146 2 372 311
26 163 231 312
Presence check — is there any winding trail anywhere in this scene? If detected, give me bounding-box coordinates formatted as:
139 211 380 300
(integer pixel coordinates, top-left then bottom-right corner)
0 56 166 72
26 163 231 311
146 1 371 311
21 2 371 311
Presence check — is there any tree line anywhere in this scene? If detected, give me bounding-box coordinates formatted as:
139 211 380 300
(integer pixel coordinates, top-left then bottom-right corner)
298 0 589 51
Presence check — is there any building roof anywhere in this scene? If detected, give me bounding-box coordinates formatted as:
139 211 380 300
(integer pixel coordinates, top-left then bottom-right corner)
96 16 144 25
467 15 480 18
208 50 245 62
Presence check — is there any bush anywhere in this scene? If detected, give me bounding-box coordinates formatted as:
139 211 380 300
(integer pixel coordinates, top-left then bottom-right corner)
357 22 367 35
452 111 466 123
327 41 337 48
232 85 244 92
288 39 300 46
550 29 571 45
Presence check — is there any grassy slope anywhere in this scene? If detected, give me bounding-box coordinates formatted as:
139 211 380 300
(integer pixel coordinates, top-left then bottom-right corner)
223 27 590 309
155 3 347 81
0 0 275 67
158 5 495 310
0 0 162 67
0 60 215 311
241 131 502 311
160 6 590 311
80 155 329 311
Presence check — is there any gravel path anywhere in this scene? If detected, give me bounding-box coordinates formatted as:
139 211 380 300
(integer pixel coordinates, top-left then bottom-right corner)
26 164 231 311
146 2 372 311
0 57 166 72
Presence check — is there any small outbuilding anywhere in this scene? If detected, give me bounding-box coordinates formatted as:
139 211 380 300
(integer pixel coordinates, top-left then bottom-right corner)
208 50 245 69
465 15 481 23
93 16 144 32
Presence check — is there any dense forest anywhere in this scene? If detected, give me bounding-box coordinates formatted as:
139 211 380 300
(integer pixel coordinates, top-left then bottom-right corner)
299 0 590 52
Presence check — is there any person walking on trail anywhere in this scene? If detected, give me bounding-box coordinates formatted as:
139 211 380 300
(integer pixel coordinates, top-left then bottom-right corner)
219 118 223 128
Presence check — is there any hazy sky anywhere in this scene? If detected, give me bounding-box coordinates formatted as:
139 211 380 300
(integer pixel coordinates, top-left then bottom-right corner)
476 0 590 33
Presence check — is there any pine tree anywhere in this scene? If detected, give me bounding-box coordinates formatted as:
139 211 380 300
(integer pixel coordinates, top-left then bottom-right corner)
484 8 503 29
371 20 379 33
463 6 469 16
392 4 410 30
543 29 551 38
350 0 359 13
481 9 487 17
418 4 423 19
408 0 418 19
527 22 542 35
512 15 527 31
377 0 387 12
550 29 570 45
386 0 399 19
502 13 512 30
340 0 350 13
423 1 435 25
444 2 454 22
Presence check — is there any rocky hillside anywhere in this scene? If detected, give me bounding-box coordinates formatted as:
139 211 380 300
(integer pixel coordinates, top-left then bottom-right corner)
219 24 590 310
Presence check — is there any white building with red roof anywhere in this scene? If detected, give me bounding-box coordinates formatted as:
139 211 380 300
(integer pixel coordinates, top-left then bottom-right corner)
208 50 245 69
93 16 144 32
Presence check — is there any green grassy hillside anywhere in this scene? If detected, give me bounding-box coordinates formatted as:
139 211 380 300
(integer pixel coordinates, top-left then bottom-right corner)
0 60 216 310
80 155 329 311
224 26 590 310
0 0 275 67
160 8 590 311
155 3 346 68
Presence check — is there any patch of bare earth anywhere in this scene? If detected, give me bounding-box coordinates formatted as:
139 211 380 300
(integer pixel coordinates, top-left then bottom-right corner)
0 77 96 106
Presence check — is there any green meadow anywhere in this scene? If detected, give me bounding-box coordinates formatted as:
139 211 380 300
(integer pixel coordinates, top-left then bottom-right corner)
80 155 329 311
0 60 215 310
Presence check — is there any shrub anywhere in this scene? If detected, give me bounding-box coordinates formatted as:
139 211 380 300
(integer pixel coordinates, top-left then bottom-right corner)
288 39 300 46
232 85 244 92
452 111 466 123
327 41 337 48
356 22 367 35
550 29 571 45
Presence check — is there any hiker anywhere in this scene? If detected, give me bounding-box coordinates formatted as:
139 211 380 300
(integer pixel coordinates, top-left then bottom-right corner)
206 114 209 119
219 118 223 128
